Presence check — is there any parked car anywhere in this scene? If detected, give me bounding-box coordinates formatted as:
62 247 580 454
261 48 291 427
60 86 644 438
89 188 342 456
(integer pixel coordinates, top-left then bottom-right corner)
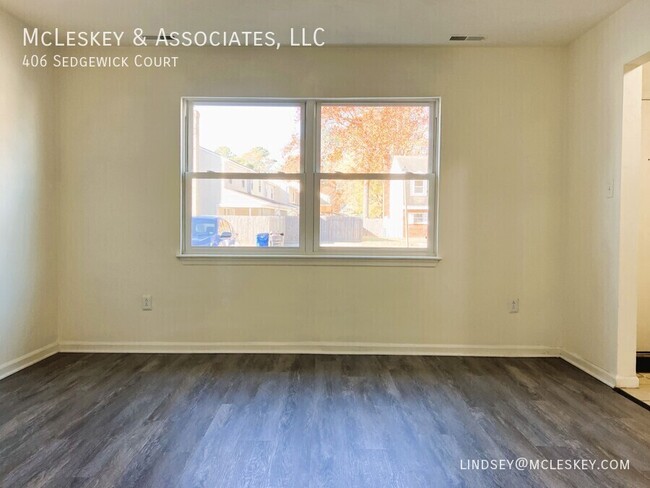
191 216 236 247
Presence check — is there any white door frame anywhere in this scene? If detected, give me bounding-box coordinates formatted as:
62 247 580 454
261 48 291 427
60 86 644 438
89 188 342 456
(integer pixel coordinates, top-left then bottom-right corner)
617 55 650 387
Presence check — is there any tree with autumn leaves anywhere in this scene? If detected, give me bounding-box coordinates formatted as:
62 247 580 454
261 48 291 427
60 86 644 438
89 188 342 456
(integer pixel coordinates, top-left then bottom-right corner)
281 105 429 217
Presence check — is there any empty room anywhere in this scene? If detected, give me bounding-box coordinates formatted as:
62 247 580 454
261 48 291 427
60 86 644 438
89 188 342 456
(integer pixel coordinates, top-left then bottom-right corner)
1 0 649 486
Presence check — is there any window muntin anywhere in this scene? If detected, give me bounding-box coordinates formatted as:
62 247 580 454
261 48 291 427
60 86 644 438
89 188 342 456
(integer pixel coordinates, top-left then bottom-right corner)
182 98 438 258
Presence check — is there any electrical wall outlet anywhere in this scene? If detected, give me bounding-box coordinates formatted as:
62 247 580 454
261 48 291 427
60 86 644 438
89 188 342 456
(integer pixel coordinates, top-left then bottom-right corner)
509 298 519 314
142 295 152 311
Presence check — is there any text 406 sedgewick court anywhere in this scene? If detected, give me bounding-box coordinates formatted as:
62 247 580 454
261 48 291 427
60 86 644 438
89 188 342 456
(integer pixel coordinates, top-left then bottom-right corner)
23 54 180 68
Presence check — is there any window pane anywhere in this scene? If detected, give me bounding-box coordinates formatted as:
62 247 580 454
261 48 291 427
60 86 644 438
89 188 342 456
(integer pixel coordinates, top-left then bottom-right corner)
319 179 429 248
191 104 301 173
191 178 300 247
319 104 430 173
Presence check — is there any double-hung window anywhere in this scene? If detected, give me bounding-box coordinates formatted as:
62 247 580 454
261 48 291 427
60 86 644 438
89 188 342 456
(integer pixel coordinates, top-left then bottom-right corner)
181 98 440 262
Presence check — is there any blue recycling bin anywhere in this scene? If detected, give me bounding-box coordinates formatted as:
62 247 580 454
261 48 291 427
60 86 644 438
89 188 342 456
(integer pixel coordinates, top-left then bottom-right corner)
256 233 270 247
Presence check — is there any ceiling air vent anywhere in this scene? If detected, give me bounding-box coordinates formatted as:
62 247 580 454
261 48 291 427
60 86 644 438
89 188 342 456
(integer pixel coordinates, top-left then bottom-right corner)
450 36 485 42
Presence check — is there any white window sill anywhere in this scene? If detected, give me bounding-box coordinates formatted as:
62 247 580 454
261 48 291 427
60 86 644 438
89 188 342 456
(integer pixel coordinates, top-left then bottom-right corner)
176 254 441 267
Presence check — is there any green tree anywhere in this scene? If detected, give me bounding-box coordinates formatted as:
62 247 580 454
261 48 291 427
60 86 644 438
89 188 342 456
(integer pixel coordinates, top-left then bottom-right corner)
236 146 277 172
215 145 277 172
215 146 237 159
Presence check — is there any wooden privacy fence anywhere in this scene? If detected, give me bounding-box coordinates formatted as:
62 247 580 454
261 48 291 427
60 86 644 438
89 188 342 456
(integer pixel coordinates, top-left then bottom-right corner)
225 215 365 245
320 215 363 243
226 216 299 246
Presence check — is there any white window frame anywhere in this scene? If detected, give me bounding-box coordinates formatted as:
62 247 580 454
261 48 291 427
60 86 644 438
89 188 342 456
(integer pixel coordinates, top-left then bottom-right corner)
408 212 428 225
179 97 441 264
410 180 428 196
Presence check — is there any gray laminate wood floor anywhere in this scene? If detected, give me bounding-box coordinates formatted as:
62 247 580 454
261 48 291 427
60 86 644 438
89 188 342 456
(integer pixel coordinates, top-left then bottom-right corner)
0 353 648 488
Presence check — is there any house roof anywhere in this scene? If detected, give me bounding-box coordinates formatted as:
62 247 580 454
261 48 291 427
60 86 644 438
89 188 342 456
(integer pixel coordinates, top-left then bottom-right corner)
220 188 297 211
390 155 428 173
198 146 256 173
288 181 331 205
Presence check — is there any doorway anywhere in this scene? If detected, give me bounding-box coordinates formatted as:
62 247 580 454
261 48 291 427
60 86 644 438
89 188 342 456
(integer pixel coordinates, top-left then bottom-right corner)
637 62 650 377
618 57 650 406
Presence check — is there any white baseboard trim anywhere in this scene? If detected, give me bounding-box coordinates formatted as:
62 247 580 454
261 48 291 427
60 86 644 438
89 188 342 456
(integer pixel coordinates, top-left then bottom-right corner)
559 350 624 388
0 342 59 381
58 340 560 357
615 374 640 389
2 341 637 390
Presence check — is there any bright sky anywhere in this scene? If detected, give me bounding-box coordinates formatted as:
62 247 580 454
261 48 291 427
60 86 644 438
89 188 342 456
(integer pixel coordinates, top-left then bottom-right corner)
196 105 300 162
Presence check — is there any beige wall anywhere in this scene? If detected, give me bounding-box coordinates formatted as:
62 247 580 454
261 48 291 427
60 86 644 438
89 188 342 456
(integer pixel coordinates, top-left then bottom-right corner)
0 8 58 372
56 46 567 350
565 0 650 384
638 63 650 352
3 0 649 387
4 0 649 387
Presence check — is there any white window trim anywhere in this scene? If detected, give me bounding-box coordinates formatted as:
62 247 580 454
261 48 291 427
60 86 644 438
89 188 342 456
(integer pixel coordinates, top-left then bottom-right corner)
408 212 428 225
410 180 428 196
178 97 442 265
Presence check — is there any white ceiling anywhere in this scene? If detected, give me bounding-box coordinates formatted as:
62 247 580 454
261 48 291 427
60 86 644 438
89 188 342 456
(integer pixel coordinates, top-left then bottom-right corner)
0 0 631 46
